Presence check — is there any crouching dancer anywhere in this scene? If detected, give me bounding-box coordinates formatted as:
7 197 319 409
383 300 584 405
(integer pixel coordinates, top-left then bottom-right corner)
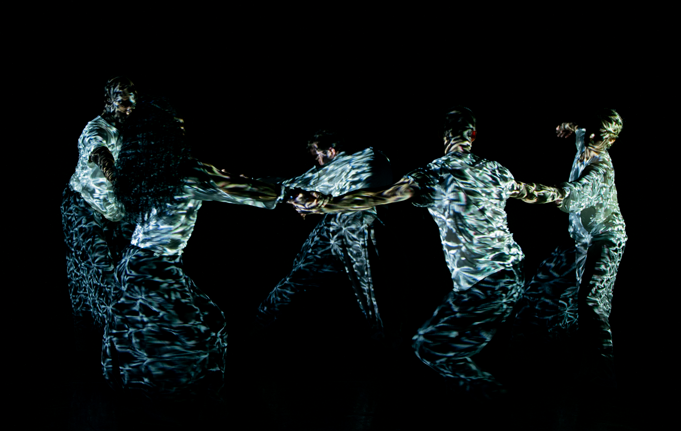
103 97 284 396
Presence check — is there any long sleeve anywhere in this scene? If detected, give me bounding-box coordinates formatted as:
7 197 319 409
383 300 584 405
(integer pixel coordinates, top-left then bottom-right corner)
559 160 610 213
69 117 126 221
89 146 116 183
283 148 392 197
131 162 284 256
186 161 285 209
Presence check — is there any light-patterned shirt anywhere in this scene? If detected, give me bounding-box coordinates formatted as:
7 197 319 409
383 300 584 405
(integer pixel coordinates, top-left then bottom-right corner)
132 162 282 256
69 116 126 221
283 148 391 200
560 129 627 243
406 152 524 291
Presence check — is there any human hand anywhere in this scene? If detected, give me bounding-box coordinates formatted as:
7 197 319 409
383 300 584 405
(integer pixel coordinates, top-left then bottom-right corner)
287 189 331 215
556 123 578 138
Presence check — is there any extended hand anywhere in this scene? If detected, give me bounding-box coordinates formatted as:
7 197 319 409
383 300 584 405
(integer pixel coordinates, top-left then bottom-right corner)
556 123 578 138
287 189 331 214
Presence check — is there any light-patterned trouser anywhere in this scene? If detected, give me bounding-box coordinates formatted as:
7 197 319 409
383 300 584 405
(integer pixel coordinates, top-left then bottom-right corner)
61 186 133 328
515 236 626 360
257 211 383 330
102 246 228 396
412 262 524 392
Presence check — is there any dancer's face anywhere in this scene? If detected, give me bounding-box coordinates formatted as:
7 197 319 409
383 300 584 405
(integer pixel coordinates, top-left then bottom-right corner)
586 127 616 152
112 88 136 122
309 142 337 167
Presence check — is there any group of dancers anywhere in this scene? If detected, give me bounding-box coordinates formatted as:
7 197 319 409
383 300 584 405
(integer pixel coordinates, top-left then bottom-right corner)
62 76 626 400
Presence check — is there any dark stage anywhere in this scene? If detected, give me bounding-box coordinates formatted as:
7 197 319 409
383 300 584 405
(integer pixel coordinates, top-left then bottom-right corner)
22 60 669 430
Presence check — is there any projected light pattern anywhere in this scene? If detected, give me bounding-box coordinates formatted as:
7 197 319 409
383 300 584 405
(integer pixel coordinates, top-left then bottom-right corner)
130 161 281 256
404 151 526 392
406 152 524 290
514 244 588 335
103 99 283 395
103 245 228 395
516 124 627 360
62 186 134 328
69 116 126 222
63 115 134 328
104 160 282 394
412 262 523 394
257 147 392 330
289 108 566 394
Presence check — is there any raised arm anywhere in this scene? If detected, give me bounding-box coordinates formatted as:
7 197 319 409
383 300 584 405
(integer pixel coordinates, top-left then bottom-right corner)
556 122 578 139
290 176 416 214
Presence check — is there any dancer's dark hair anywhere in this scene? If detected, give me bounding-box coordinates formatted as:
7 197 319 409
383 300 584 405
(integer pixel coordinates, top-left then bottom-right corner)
444 106 476 142
115 95 193 222
307 130 343 151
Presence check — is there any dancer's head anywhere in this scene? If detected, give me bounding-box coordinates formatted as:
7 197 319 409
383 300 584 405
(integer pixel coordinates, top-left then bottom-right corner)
102 76 137 126
307 130 342 167
585 109 623 150
443 107 476 154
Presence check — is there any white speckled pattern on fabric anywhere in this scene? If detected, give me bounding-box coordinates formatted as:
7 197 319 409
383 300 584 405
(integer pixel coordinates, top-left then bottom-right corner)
69 116 126 221
283 148 385 198
131 161 281 256
406 152 524 291
516 127 627 361
560 129 627 243
258 147 391 329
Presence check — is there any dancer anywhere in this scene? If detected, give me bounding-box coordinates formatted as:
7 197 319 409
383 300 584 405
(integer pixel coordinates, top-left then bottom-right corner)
62 76 137 328
103 97 283 396
515 110 626 380
256 131 392 333
291 108 564 396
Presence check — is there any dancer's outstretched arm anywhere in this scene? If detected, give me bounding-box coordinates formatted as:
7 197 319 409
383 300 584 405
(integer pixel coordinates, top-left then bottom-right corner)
186 161 285 209
289 176 416 214
506 122 581 205
510 180 566 205
559 162 611 213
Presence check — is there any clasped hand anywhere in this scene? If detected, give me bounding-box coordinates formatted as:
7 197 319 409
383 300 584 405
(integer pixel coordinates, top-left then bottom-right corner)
286 189 331 214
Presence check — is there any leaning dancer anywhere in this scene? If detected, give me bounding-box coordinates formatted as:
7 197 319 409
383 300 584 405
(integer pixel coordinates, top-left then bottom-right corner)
62 76 137 328
255 131 392 333
103 97 283 396
515 110 626 382
292 108 564 397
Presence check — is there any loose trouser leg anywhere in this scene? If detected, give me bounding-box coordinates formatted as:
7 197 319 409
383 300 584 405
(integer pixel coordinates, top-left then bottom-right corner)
412 263 524 392
62 186 119 328
578 237 626 360
337 219 383 329
256 221 337 326
103 247 228 396
514 243 587 336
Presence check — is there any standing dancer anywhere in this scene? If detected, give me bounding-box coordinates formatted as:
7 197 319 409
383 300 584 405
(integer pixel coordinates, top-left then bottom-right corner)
256 131 392 334
291 108 564 397
62 76 137 329
515 109 626 383
103 97 283 396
